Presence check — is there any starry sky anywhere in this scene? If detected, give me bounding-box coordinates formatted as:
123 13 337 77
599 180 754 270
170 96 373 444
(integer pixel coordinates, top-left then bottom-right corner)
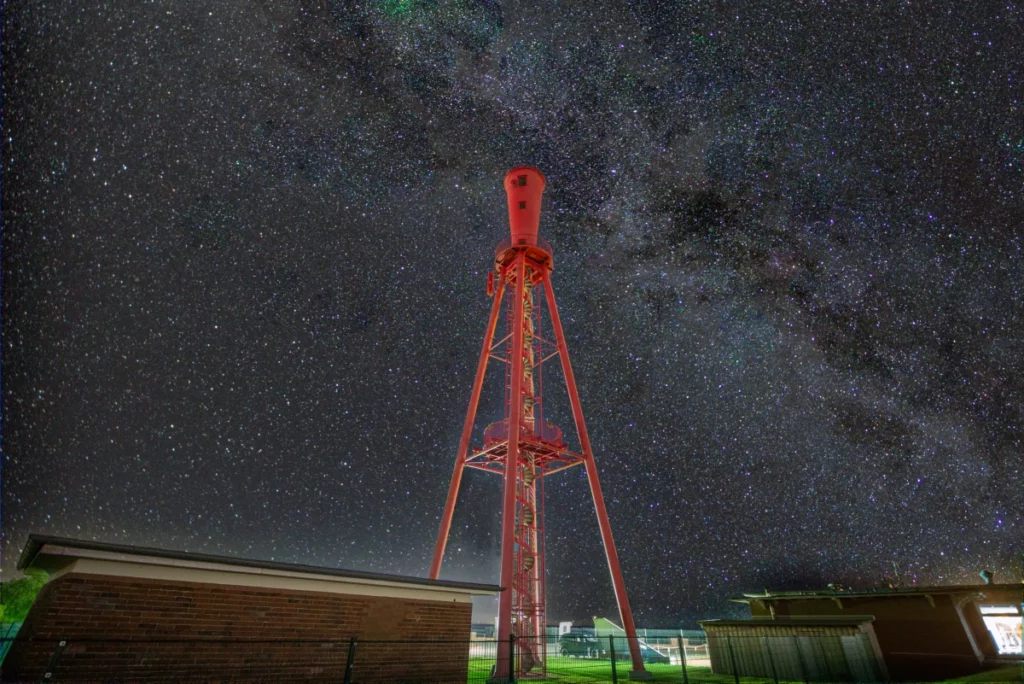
2 1 1022 627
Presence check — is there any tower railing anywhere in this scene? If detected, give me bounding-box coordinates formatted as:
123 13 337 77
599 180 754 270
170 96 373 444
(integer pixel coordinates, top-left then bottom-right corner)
482 418 565 446
494 235 553 258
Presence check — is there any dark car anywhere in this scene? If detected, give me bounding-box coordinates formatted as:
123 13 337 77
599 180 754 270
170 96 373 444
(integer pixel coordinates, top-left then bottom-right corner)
559 633 601 658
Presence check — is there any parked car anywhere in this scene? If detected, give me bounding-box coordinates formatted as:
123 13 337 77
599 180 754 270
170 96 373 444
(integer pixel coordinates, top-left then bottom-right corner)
559 633 601 658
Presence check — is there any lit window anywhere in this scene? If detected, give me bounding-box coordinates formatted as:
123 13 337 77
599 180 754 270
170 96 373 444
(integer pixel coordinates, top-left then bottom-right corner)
980 605 1020 615
979 605 1023 655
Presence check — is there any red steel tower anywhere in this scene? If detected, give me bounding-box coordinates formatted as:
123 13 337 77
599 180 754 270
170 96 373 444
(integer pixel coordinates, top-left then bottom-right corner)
430 167 650 681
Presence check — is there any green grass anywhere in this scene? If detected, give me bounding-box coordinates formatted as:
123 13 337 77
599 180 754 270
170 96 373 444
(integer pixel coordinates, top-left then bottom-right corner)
469 656 1024 683
547 660 776 683
467 657 784 683
941 665 1024 683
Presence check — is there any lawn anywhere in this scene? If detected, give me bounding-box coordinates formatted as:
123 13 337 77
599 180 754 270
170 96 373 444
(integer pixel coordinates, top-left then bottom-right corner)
468 656 1023 683
468 657 784 683
941 665 1024 683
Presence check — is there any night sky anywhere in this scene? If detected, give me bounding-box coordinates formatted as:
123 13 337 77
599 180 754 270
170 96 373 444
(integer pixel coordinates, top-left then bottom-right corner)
2 1 1022 627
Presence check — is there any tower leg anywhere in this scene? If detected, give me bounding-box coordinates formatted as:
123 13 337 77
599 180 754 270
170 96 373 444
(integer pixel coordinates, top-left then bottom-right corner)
542 275 650 679
495 254 528 681
536 475 547 668
430 277 507 580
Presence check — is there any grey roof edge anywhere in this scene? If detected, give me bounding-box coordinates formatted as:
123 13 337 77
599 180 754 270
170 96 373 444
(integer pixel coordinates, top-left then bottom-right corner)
729 583 1023 603
19 533 503 593
700 616 876 627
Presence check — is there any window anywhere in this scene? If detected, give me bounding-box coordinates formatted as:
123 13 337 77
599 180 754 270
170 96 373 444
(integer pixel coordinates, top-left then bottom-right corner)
979 605 1023 655
519 202 526 209
518 175 528 186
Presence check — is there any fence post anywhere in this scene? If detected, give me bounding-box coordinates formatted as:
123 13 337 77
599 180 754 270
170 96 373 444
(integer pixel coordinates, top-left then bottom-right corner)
763 636 779 684
609 635 618 684
43 637 68 681
343 637 357 684
509 634 517 684
793 636 809 684
727 635 740 684
678 630 689 684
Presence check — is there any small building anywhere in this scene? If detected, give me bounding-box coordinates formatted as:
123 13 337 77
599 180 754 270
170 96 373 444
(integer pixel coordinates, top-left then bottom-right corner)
702 583 1023 682
3 534 500 682
700 615 888 682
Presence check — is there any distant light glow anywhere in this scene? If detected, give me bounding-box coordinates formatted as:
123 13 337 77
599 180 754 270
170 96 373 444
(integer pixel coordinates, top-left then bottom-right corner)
982 615 1023 655
979 605 1021 615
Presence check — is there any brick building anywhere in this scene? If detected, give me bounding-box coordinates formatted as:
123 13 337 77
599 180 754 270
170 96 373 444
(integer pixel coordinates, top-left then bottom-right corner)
3 534 500 682
702 583 1023 681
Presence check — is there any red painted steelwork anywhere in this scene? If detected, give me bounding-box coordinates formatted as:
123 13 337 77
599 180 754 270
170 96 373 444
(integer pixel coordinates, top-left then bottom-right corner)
504 166 546 246
431 167 648 681
429 276 506 581
496 254 527 677
543 273 646 675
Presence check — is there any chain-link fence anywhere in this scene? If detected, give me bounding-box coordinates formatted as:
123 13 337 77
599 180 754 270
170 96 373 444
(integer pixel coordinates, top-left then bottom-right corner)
0 632 1006 682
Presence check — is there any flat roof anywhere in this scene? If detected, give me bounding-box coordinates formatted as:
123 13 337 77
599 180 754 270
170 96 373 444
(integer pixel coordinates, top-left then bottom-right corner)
701 616 876 627
19 533 501 594
731 583 1023 603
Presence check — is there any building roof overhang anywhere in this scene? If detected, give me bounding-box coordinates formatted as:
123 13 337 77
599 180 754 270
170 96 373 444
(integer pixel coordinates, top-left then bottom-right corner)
730 584 1022 604
701 616 877 627
19 533 502 598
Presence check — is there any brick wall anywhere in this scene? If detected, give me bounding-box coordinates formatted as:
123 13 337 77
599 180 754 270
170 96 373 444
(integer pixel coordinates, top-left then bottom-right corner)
2 572 473 682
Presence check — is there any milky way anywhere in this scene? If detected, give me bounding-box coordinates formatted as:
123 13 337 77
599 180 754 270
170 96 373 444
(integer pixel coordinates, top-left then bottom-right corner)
2 1 1021 626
